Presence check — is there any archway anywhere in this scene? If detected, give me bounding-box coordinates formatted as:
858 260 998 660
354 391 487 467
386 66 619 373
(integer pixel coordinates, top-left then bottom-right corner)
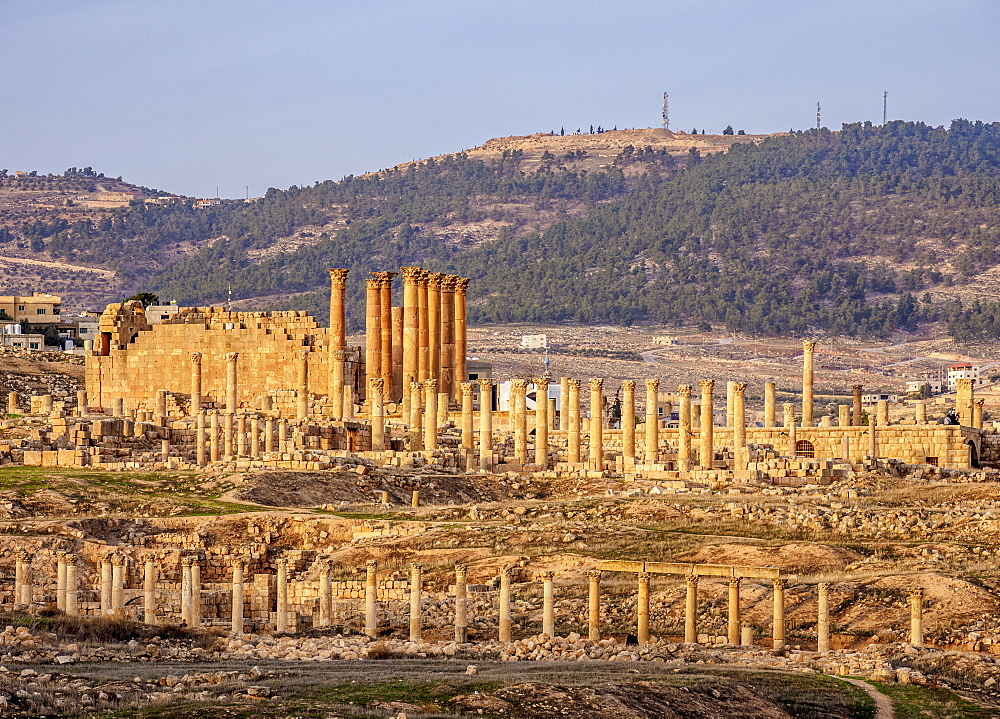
794 440 815 458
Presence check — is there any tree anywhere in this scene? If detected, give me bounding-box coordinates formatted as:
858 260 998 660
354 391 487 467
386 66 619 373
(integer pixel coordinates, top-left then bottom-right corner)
560 127 564 136
125 292 159 307
723 125 734 135
737 129 746 135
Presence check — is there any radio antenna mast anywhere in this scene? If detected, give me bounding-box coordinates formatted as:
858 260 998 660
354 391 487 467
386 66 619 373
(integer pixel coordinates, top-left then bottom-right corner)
883 90 888 125
816 102 821 129
662 92 669 131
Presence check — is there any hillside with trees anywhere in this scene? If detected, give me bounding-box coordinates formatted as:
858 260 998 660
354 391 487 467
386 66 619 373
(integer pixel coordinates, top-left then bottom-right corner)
5 121 1000 340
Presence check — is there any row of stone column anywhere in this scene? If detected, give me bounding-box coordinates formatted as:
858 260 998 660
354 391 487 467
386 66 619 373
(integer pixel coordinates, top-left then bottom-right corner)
192 412 296 466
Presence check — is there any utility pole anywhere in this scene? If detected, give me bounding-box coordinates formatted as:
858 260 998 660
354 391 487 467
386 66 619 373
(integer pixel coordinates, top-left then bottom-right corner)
662 92 669 131
883 90 888 125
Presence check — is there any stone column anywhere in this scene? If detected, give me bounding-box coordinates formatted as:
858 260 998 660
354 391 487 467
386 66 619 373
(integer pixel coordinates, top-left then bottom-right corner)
14 551 32 609
637 572 650 644
249 416 260 458
318 562 332 628
620 380 635 466
231 558 245 635
772 578 786 650
437 390 448 429
409 563 422 641
499 566 512 642
296 349 309 420
155 389 168 426
535 379 549 468
65 558 77 616
764 381 776 427
327 267 349 353
909 587 924 648
559 377 570 431
838 404 850 427
478 379 492 469
868 413 877 458
111 554 126 612
191 559 202 627
417 271 429 381
423 378 438 450
788 417 798 457
369 378 385 451
460 382 474 453
401 267 422 406
957 378 975 426
180 557 193 624
974 398 985 429
588 378 604 471
364 560 378 639
100 556 112 615
877 399 889 427
801 340 816 427
541 571 555 637
699 380 715 469
222 352 238 415
194 412 206 467
817 582 830 653
223 412 234 461
915 401 927 424
454 563 468 642
587 570 601 642
684 574 698 643
728 577 741 645
567 379 581 463
643 379 659 464
56 551 67 611
144 556 156 625
380 272 397 400
426 273 442 385
726 380 736 429
511 378 528 464
409 381 423 451
453 278 470 398
440 276 456 399
365 275 382 397
235 415 247 457
276 558 289 633
6 391 19 414
852 385 863 426
209 412 220 462
264 417 275 453
733 382 747 469
841 434 850 462
678 384 692 471
191 353 205 415
329 349 346 420
392 306 404 404
278 420 290 451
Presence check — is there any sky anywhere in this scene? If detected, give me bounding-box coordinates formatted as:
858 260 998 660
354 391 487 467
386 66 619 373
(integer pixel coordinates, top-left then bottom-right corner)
3 0 998 198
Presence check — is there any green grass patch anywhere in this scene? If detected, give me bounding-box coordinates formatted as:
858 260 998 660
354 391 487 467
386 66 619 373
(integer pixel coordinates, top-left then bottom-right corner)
310 678 503 709
870 681 997 718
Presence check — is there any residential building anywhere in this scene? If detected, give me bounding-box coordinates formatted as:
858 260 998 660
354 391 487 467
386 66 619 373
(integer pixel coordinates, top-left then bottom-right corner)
947 363 983 390
0 293 61 322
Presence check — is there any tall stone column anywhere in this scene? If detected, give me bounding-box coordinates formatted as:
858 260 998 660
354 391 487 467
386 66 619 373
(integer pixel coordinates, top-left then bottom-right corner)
224 352 239 415
423 378 438 450
316 561 332 628
558 378 578 463
684 575 698 643
852 385 863 426
223 412 234 461
678 385 692 471
100 556 112 615
728 577 741 645
541 571 555 637
191 558 202 627
264 417 275 453
76 389 87 416
909 587 924 648
236 415 247 457
391 306 404 404
974 398 985 429
437 390 448 429
868 413 878 458
111 554 126 612
195 412 207 467
957 378 975 426
180 557 193 624
587 571 601 642
801 340 816 427
6 391 18 415
763 381 776 427
621 380 635 466
379 272 397 400
65 558 77 616
231 558 245 635
327 267 349 353
365 276 383 399
733 382 747 469
210 412 220 462
838 404 850 427
817 582 830 653
250 416 260 458
535 379 549 467
726 380 736 429
559 377 570 431
426 273 442 385
772 578 786 650
276 558 289 633
56 551 67 611
296 349 309 420
184 352 201 417
637 572 650 644
454 563 468 642
409 563 422 641
369 378 385 451
511 378 528 464
409 381 423 451
915 401 927 424
364 560 378 639
588 378 604 471
453 278 470 398
439 276 456 399
417 271 429 381
788 412 798 457
699 380 715 469
643 379 659 464
876 399 889 427
401 267 422 407
460 382 475 452
17 551 33 609
327 348 344 420
143 556 156 625
499 566 512 642
478 379 492 469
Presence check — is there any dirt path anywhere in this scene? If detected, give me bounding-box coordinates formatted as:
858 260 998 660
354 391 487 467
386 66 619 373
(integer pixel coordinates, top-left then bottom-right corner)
837 677 894 719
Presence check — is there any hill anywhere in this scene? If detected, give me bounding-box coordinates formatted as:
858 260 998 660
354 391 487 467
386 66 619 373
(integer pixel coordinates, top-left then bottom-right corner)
5 122 1000 340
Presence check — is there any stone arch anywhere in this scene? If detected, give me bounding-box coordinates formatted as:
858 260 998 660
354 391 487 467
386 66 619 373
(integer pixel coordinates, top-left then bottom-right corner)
794 440 815 458
968 440 980 468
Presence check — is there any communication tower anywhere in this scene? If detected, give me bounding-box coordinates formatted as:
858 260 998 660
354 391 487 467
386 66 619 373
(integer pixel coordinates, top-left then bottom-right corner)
883 90 888 125
662 92 669 131
816 102 821 129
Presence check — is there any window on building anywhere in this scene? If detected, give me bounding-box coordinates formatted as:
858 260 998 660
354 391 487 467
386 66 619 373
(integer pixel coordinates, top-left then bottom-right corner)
36 308 46 315
794 440 815 458
17 305 24 311
925 457 938 466
28 342 39 349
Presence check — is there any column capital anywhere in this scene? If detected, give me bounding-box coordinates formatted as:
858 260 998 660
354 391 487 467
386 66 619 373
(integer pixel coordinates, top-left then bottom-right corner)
410 381 424 393
230 556 246 570
699 379 715 392
678 384 692 398
370 271 396 286
440 275 458 292
426 272 444 289
908 587 924 600
460 382 475 397
501 565 514 580
365 559 379 571
728 576 741 588
732 382 747 395
802 340 816 353
851 384 864 393
588 570 602 580
332 348 347 361
190 352 202 363
327 268 350 287
410 562 423 572
567 378 581 390
180 556 195 567
455 563 468 576
622 379 636 391
817 582 829 592
453 277 471 295
424 378 438 391
276 557 290 569
957 378 975 390
510 378 528 391
685 574 699 588
638 572 650 581
773 578 787 590
296 349 309 360
55 550 69 561
369 377 385 393
588 378 604 390
225 352 239 363
400 266 424 283
975 397 985 407
477 378 492 392
644 378 660 391
541 571 555 581
111 553 127 567
365 276 383 290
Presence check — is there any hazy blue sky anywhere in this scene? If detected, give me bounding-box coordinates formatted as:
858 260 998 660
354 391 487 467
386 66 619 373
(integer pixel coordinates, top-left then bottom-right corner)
3 1 998 197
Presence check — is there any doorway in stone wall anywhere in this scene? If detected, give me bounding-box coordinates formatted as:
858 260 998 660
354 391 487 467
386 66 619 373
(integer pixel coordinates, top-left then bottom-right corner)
794 440 815 458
